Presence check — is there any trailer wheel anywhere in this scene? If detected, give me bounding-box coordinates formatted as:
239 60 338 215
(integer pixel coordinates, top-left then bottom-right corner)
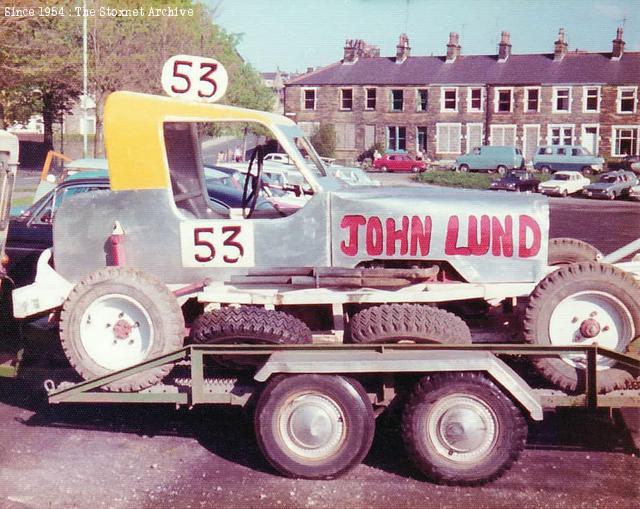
59 267 185 392
402 372 526 485
524 262 640 392
255 374 375 479
548 238 602 266
349 304 471 344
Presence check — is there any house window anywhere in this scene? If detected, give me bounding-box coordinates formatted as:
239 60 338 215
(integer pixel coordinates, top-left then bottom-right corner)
391 90 404 111
525 88 539 112
387 126 406 151
416 126 428 152
468 88 483 112
612 127 638 156
365 88 376 110
436 123 461 153
417 89 428 111
441 88 458 112
495 88 512 113
303 89 316 110
583 87 600 112
490 125 516 146
617 87 637 113
340 89 353 110
549 125 574 145
553 87 571 113
466 124 483 152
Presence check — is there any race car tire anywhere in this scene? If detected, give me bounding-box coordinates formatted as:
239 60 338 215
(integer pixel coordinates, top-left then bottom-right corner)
59 267 185 392
402 372 527 485
349 304 471 344
523 262 640 392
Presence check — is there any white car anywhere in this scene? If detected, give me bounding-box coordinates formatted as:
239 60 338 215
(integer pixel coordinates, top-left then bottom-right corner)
329 165 381 187
538 171 590 197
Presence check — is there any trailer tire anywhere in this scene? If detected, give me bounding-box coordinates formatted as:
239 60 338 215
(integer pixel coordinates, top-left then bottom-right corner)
548 238 602 266
349 304 471 344
402 372 526 485
523 262 640 392
255 374 375 479
59 267 185 392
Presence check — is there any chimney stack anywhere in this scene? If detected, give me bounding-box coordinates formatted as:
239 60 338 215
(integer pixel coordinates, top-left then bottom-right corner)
612 27 625 60
554 28 568 61
343 39 357 63
396 33 411 63
498 31 512 62
446 32 461 62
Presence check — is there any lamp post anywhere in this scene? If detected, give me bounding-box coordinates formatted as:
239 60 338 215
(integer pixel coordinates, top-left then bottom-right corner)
82 0 88 158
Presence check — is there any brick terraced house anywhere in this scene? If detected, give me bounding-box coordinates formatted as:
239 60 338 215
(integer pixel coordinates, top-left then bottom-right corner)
284 29 640 163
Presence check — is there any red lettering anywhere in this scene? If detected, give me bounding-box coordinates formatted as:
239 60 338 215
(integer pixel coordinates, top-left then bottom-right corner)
385 217 409 256
492 216 514 257
468 215 491 256
410 216 432 256
366 217 384 255
340 215 366 256
518 215 542 258
445 216 471 255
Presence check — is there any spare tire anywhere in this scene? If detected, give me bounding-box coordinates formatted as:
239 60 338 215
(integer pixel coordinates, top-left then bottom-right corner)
349 304 471 344
548 238 602 266
523 262 640 392
59 267 185 392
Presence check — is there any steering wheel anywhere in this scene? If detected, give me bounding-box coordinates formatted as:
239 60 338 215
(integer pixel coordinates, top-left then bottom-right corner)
242 145 264 218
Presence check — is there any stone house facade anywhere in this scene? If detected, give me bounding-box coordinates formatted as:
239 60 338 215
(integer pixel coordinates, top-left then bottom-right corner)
284 29 640 163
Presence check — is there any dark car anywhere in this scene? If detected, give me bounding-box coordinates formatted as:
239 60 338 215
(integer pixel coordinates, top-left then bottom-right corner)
489 170 539 192
608 155 640 174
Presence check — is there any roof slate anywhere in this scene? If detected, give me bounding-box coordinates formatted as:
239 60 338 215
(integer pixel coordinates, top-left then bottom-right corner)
288 52 640 86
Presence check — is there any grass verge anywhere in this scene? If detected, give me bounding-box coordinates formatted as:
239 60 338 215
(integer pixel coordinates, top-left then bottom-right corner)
415 170 554 189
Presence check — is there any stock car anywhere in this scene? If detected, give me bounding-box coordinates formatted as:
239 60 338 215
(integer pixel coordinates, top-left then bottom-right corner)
489 170 539 192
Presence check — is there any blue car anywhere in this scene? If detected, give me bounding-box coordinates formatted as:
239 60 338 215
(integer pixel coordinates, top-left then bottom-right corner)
532 145 604 175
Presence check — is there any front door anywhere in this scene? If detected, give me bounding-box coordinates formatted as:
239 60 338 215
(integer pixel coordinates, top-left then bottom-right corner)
582 126 598 155
523 125 540 163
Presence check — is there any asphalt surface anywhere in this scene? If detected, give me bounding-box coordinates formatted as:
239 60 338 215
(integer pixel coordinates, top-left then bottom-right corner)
1 170 639 508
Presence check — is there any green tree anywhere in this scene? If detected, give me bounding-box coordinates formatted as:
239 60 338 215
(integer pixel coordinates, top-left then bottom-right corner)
310 124 336 158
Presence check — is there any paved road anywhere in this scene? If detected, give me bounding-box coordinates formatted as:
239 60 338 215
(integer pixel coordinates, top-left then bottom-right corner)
1 170 639 508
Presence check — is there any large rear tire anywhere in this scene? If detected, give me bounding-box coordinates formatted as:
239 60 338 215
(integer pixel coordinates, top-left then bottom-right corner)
59 267 185 392
349 304 471 344
523 262 640 392
255 374 375 479
402 372 526 485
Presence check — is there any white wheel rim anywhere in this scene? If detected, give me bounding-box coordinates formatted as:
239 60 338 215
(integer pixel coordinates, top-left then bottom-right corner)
426 394 497 463
79 293 154 370
548 290 634 369
278 392 346 460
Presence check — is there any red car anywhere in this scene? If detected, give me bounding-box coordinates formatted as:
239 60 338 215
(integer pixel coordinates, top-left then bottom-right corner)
373 154 426 173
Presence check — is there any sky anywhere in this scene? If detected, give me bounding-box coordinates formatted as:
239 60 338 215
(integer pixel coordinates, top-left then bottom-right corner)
209 0 640 73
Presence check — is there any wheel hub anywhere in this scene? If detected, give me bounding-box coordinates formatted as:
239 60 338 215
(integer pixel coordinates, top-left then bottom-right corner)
113 319 133 340
579 318 601 339
289 404 335 449
440 407 489 453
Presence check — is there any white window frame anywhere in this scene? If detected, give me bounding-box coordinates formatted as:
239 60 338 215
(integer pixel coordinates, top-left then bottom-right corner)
387 125 407 152
301 87 317 110
416 88 429 112
552 86 572 113
582 86 601 113
467 87 484 112
522 124 540 161
465 123 483 153
494 87 514 113
440 87 458 112
617 86 638 114
580 124 600 155
547 124 575 145
435 122 462 154
340 88 353 111
611 125 640 156
390 89 404 112
524 87 540 113
364 88 376 110
416 126 428 152
489 124 517 146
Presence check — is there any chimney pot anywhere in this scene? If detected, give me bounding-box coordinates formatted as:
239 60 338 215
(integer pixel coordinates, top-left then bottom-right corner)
612 27 625 60
446 32 461 62
396 33 411 63
554 28 568 61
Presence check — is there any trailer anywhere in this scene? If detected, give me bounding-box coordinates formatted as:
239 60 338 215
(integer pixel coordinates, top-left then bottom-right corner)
39 342 640 486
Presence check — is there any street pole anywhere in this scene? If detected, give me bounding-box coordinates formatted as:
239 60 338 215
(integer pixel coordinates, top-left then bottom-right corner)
82 0 88 158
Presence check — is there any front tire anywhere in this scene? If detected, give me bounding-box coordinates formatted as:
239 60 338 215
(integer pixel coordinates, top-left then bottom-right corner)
496 165 507 175
380 165 388 173
349 304 471 344
458 164 469 173
523 262 640 392
59 267 185 392
540 165 551 174
255 374 375 479
402 372 527 485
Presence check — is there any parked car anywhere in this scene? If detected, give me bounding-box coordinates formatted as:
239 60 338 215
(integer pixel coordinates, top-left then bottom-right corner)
538 171 591 197
263 153 293 165
607 154 640 174
583 170 638 200
532 145 604 175
372 154 426 173
489 170 539 192
328 165 381 187
455 146 524 174
628 184 640 201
